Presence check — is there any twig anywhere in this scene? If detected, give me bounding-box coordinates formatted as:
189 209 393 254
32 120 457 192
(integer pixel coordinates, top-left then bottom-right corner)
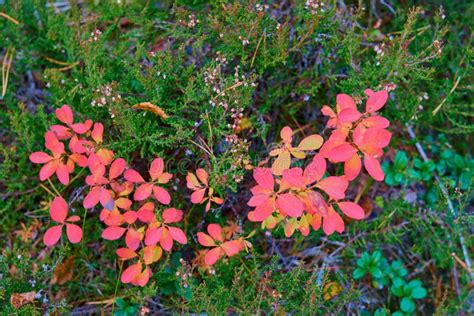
407 125 473 281
0 12 20 25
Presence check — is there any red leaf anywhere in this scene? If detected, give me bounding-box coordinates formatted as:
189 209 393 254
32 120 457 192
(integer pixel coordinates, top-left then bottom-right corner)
344 154 362 181
162 208 183 223
191 188 206 204
50 196 68 223
65 223 82 243
253 168 274 190
248 198 274 222
336 93 356 110
29 152 52 164
168 227 187 244
116 248 138 260
337 202 365 220
196 168 209 186
56 104 73 125
44 225 63 247
197 232 216 247
124 169 145 183
205 247 223 265
317 176 348 200
322 208 345 235
149 158 164 181
207 224 223 242
221 240 241 256
364 155 384 181
145 227 162 246
125 228 142 251
56 162 70 185
152 186 171 205
109 158 126 180
83 187 101 209
121 262 141 284
366 90 388 112
39 160 58 181
338 108 362 123
101 226 126 240
134 183 153 201
327 143 357 162
276 193 304 217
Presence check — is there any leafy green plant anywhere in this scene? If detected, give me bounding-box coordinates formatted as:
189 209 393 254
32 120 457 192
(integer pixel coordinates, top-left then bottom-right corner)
114 298 139 316
353 251 426 314
391 279 427 314
383 151 409 186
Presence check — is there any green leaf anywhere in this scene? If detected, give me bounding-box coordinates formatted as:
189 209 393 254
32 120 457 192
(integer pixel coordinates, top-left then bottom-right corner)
369 267 382 278
353 268 366 279
400 297 415 313
411 286 427 299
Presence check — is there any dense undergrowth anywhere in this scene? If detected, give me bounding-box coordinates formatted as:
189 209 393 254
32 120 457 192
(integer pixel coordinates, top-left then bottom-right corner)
0 1 472 315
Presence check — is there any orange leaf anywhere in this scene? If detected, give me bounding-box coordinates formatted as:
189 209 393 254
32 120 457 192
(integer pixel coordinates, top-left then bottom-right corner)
132 102 169 119
51 256 74 285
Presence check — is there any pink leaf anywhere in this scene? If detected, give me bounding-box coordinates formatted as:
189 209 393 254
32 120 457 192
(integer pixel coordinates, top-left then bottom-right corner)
196 168 209 186
221 240 241 257
29 152 52 164
344 154 362 181
91 123 104 143
125 228 142 250
123 211 138 224
66 223 83 243
149 158 164 181
338 108 362 122
323 208 345 235
253 168 274 190
145 227 162 246
248 199 274 222
56 162 70 185
336 94 356 110
99 188 115 211
191 188 206 204
133 183 153 201
116 248 138 260
207 224 223 242
121 262 141 284
337 202 365 220
205 247 223 265
304 154 326 183
327 143 357 162
168 227 187 244
197 232 216 247
364 155 384 181
43 225 63 246
101 226 126 240
56 104 73 125
109 158 126 180
276 193 304 217
159 229 173 251
317 176 348 200
83 187 101 209
50 196 68 223
39 160 58 181
153 186 171 205
366 90 388 112
162 208 183 223
124 169 145 183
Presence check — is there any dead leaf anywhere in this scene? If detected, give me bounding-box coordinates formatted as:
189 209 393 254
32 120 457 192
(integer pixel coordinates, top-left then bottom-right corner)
51 256 74 285
132 102 169 119
10 291 35 309
323 282 342 301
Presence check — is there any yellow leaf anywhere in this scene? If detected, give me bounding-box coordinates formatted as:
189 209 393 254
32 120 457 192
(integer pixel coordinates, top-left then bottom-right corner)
132 102 169 119
323 282 342 301
298 134 324 151
271 151 291 176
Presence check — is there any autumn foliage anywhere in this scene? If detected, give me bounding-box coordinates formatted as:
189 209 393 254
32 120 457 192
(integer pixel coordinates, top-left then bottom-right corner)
30 90 391 287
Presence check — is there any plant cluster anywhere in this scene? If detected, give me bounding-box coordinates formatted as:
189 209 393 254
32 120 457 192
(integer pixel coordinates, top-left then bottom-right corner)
29 105 250 287
247 90 391 236
353 251 427 315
